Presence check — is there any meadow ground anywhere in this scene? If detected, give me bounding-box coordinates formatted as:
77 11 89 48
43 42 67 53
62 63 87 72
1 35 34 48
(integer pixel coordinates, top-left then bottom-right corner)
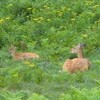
0 0 100 99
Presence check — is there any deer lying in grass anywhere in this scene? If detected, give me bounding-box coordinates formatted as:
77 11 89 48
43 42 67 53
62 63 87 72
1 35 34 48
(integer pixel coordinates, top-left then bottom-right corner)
9 46 39 60
63 43 91 73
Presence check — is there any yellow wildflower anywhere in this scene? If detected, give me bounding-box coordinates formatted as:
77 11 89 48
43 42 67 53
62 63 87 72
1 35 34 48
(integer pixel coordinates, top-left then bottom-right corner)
9 4 13 6
96 20 100 23
91 13 95 16
85 1 94 6
24 61 31 65
0 19 4 23
29 64 34 67
26 16 29 18
37 21 41 23
47 19 51 22
61 6 67 11
40 9 43 11
72 12 77 16
27 8 32 10
71 18 75 21
67 8 71 11
82 34 88 37
56 11 60 13
93 5 99 9
44 5 50 9
33 18 38 21
32 8 36 12
39 17 44 20
5 17 10 20
12 73 18 77
57 11 63 16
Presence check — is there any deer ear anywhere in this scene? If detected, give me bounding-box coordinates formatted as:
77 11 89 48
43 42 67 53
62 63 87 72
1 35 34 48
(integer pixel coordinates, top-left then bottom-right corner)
9 45 13 50
10 45 17 49
80 43 86 48
10 45 14 48
77 43 82 48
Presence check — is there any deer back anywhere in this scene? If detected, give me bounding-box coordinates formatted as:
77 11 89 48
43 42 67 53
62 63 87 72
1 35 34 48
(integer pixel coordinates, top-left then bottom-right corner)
18 52 39 59
9 46 39 60
63 58 90 73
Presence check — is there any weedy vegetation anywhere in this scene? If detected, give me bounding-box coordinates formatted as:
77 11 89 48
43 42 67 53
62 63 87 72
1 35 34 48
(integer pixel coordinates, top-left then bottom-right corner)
0 0 100 100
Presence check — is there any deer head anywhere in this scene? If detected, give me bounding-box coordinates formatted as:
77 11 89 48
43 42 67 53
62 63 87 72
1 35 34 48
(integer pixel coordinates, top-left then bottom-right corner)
71 43 85 53
9 45 16 54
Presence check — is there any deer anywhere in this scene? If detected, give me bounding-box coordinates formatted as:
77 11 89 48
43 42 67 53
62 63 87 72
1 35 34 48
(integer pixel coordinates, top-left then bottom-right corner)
62 43 91 73
9 45 39 60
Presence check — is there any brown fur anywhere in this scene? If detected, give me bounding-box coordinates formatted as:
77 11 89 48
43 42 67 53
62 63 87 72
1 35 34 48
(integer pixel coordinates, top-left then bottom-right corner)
9 46 39 60
63 44 91 73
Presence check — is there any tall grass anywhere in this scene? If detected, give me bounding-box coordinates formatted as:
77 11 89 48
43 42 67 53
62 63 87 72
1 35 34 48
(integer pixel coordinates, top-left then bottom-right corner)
0 0 100 99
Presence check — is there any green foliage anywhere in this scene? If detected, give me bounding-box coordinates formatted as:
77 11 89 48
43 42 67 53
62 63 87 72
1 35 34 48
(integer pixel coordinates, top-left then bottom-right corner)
0 0 100 99
0 0 99 54
59 87 100 100
0 91 28 100
28 93 48 100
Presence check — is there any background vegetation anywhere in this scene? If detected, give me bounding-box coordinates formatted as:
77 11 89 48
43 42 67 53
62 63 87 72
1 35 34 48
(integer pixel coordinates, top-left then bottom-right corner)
0 0 100 99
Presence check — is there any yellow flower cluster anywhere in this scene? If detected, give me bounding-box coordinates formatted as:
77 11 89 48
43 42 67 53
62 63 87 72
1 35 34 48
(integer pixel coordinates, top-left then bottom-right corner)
24 61 35 68
43 5 50 9
94 20 100 24
27 7 32 10
0 19 4 24
92 5 99 9
5 17 10 20
82 34 88 38
96 20 100 23
56 7 71 17
9 4 13 6
61 6 67 11
67 8 71 11
56 11 63 16
71 18 76 21
85 1 94 6
33 16 44 23
0 17 10 24
86 12 95 16
47 19 51 22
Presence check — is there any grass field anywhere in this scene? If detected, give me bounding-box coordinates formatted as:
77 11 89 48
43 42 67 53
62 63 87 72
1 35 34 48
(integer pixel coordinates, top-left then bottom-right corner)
0 0 100 99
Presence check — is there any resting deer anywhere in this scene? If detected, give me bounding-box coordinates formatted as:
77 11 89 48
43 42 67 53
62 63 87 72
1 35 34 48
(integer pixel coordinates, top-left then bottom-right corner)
9 46 39 60
62 43 90 73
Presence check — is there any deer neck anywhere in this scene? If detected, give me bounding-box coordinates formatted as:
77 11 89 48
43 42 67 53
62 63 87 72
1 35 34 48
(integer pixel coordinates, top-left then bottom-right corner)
11 51 16 59
77 49 84 58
